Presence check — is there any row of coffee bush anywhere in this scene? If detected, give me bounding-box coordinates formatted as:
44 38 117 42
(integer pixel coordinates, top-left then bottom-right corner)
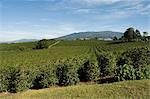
0 47 149 93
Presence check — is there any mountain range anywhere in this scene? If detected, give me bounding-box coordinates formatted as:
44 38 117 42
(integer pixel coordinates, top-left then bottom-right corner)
0 31 123 43
56 31 123 40
0 39 38 44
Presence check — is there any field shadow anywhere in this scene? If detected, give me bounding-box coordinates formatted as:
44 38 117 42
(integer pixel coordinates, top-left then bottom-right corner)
96 75 118 84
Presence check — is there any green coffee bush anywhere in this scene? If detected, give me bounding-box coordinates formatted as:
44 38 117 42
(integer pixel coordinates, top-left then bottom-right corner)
116 64 136 81
78 59 99 82
117 47 150 69
56 60 79 86
31 65 57 89
0 66 30 93
97 52 116 77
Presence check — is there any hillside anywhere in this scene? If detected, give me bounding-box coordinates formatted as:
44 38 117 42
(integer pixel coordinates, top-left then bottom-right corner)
57 31 123 40
0 40 149 98
0 79 149 99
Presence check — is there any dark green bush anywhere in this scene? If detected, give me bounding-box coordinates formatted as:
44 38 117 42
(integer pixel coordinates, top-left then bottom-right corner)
0 65 58 92
0 66 30 93
56 60 79 86
35 39 49 49
117 47 150 69
135 65 150 80
78 59 99 82
116 64 136 81
116 47 150 81
31 65 57 89
18 46 26 51
97 52 116 77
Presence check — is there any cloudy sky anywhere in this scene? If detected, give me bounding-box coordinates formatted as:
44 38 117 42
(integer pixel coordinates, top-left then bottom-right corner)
0 0 150 41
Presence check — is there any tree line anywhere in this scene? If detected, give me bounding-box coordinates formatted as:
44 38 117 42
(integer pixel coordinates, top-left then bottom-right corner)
114 27 149 42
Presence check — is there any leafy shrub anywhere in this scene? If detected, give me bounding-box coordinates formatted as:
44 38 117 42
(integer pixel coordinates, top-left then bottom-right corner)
116 64 136 81
117 47 150 69
116 47 150 81
78 59 99 82
97 52 116 77
35 39 49 49
134 65 150 80
56 60 79 86
31 65 57 89
18 46 26 51
0 66 30 93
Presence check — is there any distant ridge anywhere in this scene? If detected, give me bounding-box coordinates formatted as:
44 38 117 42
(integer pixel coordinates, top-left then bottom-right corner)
0 31 123 43
56 31 123 40
0 39 38 44
12 39 38 43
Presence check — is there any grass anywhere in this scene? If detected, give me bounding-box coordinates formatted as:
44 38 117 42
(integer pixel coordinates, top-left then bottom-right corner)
0 40 149 68
0 40 149 99
0 79 149 99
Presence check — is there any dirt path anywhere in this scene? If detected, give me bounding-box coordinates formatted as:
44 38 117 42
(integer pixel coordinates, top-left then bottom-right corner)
48 41 60 48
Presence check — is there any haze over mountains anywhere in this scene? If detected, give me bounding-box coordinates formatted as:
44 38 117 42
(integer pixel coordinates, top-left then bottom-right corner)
0 31 123 43
0 39 38 44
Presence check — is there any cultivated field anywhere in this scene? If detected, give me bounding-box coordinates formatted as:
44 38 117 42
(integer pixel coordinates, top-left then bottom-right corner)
0 40 149 98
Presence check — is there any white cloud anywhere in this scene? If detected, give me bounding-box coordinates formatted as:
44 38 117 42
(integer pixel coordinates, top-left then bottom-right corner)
15 21 30 25
74 9 91 14
71 0 122 6
0 23 84 41
40 18 49 21
0 31 40 41
48 23 82 35
73 0 149 20
26 0 56 1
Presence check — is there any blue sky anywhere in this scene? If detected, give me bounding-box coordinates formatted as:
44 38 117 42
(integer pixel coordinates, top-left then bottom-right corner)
0 0 150 41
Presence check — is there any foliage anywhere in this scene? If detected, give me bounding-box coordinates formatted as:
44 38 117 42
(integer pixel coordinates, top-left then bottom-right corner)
123 27 143 42
143 32 148 37
31 65 57 89
97 52 116 77
120 27 149 42
0 40 149 93
117 47 150 69
135 29 141 39
116 64 136 81
134 65 150 80
35 39 49 49
78 59 99 82
116 64 150 81
123 27 135 41
0 66 30 93
56 60 79 86
116 47 150 81
113 36 118 41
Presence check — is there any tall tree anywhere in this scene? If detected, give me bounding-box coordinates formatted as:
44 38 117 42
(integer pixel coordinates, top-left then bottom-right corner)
143 32 148 37
135 29 141 38
113 36 118 41
143 32 149 41
35 39 49 49
124 27 135 42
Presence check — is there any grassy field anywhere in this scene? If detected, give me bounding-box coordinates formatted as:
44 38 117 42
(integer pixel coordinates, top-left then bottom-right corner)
0 40 149 68
0 40 149 98
0 79 149 99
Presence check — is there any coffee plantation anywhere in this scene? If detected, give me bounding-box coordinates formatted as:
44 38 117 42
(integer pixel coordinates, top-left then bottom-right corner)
0 40 149 93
